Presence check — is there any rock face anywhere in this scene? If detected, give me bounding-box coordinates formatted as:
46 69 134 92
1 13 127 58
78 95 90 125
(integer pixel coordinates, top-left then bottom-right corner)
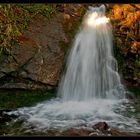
0 5 85 90
0 14 68 90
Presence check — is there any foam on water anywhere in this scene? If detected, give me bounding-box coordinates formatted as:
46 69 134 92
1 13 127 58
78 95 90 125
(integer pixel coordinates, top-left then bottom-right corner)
9 98 140 132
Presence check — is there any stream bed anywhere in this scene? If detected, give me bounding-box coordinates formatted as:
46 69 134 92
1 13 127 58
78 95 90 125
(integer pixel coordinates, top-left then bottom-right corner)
0 96 140 136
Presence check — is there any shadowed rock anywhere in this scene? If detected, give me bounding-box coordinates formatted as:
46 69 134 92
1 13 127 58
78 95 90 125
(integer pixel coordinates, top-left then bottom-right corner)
0 109 18 124
0 14 67 90
92 122 109 131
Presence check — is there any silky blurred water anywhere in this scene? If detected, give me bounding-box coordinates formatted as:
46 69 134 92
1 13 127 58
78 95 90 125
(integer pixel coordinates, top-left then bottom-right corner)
57 4 125 101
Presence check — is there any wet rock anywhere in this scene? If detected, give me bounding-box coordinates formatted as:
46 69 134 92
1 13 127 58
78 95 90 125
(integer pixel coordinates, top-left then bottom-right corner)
92 122 127 136
61 128 93 136
109 128 126 136
89 131 98 136
45 122 128 136
125 92 136 99
0 109 18 124
46 124 128 136
92 122 109 131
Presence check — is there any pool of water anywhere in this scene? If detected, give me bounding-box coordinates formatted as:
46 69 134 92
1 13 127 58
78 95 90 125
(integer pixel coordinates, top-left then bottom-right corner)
2 98 140 136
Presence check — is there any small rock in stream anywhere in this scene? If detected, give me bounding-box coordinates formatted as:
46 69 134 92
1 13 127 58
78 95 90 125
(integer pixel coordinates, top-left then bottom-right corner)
0 109 18 124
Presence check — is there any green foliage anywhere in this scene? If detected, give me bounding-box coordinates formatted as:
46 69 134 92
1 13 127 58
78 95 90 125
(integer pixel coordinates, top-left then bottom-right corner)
135 60 140 67
0 4 56 57
113 45 125 72
128 87 140 97
0 4 28 55
17 4 56 18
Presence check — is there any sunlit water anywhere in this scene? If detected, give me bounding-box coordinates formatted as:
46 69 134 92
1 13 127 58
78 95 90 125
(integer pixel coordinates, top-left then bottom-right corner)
57 5 125 101
6 5 140 134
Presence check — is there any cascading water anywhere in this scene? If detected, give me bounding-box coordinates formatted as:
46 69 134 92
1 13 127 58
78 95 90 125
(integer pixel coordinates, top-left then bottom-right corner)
57 5 125 101
7 5 140 134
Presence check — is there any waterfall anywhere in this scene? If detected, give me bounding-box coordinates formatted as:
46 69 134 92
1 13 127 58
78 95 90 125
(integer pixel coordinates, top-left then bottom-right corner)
57 4 125 101
7 5 140 134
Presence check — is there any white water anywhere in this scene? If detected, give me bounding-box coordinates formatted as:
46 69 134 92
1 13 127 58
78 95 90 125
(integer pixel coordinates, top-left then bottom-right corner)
7 5 140 134
57 5 125 101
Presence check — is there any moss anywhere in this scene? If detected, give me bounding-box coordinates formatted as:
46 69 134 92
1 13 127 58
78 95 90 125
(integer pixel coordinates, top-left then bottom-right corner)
0 4 57 57
127 87 140 97
17 4 56 18
113 45 125 72
0 120 48 136
0 88 56 136
0 89 56 109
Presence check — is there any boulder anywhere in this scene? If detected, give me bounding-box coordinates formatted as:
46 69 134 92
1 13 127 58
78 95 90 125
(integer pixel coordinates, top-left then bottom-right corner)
92 122 109 131
0 13 68 90
0 109 18 124
0 5 85 91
